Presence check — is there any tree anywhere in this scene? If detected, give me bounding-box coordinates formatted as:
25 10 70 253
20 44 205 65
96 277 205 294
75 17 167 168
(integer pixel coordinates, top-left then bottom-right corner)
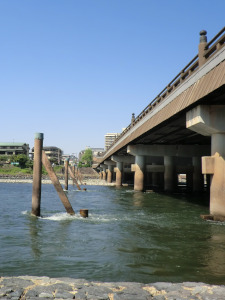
12 154 29 169
80 149 93 167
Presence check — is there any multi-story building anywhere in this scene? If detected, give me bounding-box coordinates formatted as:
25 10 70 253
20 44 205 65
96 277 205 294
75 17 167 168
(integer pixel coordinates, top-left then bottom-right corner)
0 143 30 156
104 133 120 151
31 146 63 164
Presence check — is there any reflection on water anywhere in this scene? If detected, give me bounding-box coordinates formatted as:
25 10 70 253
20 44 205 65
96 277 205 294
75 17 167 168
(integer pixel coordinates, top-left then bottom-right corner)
0 183 225 284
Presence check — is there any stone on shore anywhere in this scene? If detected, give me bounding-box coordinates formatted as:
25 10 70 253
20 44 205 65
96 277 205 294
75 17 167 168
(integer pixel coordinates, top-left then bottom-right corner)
0 276 225 300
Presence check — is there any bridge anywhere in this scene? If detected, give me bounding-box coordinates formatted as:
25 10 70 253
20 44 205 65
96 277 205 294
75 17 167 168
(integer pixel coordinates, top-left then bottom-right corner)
95 27 225 219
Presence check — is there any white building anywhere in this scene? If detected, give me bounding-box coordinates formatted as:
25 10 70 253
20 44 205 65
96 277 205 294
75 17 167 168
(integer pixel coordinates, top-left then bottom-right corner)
104 133 120 151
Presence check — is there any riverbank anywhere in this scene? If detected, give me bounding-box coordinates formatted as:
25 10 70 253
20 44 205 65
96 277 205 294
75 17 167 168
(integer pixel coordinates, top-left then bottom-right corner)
0 177 115 186
0 276 225 300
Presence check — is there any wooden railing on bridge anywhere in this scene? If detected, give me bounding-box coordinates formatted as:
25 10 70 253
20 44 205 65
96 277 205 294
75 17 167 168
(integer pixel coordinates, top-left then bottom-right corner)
106 27 225 153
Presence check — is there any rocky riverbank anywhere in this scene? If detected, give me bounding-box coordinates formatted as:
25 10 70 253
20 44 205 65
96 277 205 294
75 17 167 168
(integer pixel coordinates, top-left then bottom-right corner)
0 177 115 186
0 276 225 300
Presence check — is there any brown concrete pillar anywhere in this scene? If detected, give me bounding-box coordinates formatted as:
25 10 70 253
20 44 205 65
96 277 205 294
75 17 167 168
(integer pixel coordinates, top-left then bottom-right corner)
64 158 69 190
134 155 145 191
107 165 113 183
101 166 107 181
164 156 176 192
116 161 123 186
151 163 159 188
187 105 225 218
31 133 44 217
193 156 204 192
210 133 225 216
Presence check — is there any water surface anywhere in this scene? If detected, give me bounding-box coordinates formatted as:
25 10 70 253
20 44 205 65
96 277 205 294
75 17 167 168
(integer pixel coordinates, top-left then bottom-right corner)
0 182 225 284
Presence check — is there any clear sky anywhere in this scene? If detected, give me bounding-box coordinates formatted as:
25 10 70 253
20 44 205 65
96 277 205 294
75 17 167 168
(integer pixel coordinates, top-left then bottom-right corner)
0 0 224 156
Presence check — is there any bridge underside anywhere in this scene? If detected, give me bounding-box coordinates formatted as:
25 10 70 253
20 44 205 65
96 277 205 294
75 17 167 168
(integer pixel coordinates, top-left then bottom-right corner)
110 83 225 158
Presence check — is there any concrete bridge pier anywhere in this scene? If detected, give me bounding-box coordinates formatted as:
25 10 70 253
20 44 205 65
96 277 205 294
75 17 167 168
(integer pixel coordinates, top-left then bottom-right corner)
132 155 145 191
112 155 135 187
187 105 225 217
99 169 103 180
106 165 113 183
164 156 176 192
104 160 116 183
192 156 204 192
100 164 107 181
115 161 123 186
151 163 159 188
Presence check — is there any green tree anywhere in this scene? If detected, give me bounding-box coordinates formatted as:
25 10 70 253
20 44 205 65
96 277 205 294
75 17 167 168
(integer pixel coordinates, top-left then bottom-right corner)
13 154 29 168
81 148 93 167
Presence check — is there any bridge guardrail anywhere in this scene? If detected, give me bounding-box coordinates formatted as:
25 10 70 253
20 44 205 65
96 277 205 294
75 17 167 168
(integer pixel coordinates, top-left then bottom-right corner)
106 27 225 153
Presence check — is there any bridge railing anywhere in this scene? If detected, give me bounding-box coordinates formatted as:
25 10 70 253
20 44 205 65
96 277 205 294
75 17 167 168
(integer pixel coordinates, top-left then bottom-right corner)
107 27 225 153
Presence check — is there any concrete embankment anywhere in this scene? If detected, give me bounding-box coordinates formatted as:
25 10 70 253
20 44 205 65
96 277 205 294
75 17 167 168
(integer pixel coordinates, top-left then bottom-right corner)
0 276 225 300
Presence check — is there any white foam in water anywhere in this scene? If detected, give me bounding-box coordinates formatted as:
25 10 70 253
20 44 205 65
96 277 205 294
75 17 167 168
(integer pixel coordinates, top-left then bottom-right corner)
21 210 120 223
42 212 77 221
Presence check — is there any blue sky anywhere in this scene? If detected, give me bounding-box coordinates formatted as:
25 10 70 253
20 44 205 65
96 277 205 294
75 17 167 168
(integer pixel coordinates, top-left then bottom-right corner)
0 0 224 156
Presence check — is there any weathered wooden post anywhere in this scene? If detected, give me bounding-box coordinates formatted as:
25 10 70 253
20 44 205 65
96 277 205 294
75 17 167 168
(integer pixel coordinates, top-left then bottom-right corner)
68 166 82 190
64 158 69 190
42 151 75 215
31 133 44 216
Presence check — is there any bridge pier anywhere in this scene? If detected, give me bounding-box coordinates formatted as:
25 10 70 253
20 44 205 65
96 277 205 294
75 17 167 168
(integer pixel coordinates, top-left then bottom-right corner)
111 155 135 187
100 164 107 181
106 165 113 183
132 155 145 191
128 144 209 192
164 156 176 192
187 105 225 217
104 160 116 183
192 156 204 192
115 162 123 186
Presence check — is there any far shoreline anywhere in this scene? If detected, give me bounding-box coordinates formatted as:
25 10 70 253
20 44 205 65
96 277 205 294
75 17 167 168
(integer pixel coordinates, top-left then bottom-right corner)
0 177 115 186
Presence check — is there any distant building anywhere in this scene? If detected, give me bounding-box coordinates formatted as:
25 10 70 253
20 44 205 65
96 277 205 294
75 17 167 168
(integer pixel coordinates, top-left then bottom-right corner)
104 133 120 151
0 143 30 156
31 146 63 164
61 154 78 165
79 147 105 162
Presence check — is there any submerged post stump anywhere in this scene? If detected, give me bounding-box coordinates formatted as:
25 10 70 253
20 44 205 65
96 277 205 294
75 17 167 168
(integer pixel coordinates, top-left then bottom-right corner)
80 209 88 218
31 133 44 217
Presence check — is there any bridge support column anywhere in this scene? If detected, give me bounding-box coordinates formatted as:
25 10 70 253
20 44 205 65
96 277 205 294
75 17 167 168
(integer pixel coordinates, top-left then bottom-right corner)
132 155 145 191
193 156 204 192
151 163 159 188
164 156 176 192
104 160 116 183
100 164 107 181
112 155 135 186
107 165 113 183
115 162 123 186
187 105 225 218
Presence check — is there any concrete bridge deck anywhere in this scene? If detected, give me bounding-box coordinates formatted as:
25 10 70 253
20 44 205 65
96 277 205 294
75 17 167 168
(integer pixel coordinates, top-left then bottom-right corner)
95 27 225 219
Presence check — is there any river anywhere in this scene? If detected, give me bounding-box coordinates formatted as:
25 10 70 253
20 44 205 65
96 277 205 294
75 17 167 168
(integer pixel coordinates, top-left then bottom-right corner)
0 182 225 284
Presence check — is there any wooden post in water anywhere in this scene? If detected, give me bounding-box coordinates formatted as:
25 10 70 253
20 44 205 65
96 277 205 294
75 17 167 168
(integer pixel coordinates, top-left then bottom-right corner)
68 166 82 190
31 133 44 216
64 158 69 190
42 151 75 215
